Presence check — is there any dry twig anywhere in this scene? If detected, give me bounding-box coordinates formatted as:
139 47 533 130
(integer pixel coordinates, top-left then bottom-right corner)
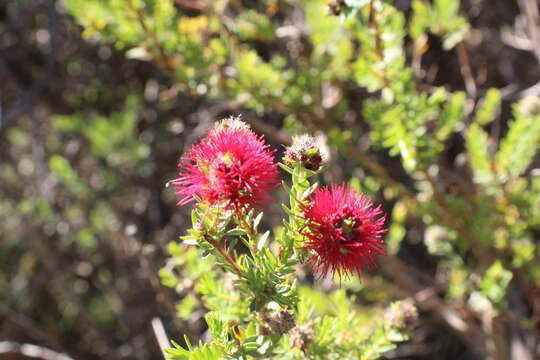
0 341 75 360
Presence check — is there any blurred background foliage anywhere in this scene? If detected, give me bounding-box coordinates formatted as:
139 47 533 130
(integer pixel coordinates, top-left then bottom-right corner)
1 0 540 359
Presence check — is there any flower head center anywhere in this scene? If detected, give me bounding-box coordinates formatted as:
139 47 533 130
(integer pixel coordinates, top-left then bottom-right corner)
208 152 242 186
206 152 253 201
332 213 363 243
341 218 356 238
221 151 236 166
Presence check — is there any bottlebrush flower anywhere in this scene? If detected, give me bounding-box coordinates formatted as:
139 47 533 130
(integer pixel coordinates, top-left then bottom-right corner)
300 184 387 278
172 117 279 211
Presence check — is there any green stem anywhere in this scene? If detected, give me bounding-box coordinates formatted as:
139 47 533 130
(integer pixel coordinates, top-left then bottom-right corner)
281 166 310 261
237 214 257 251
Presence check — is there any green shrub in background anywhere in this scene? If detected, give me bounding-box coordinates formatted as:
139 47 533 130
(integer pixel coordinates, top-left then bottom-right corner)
64 0 540 358
2 0 540 359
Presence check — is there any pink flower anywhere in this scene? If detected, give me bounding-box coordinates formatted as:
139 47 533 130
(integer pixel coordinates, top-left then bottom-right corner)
172 118 279 211
300 184 387 278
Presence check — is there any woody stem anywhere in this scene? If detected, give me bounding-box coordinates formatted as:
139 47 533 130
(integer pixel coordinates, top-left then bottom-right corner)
204 235 244 278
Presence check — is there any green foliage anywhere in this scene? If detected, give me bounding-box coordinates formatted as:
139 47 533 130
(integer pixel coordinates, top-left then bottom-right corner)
365 88 467 172
496 97 540 180
359 325 410 360
409 0 469 49
54 97 149 166
466 123 495 186
235 10 276 42
474 88 501 126
167 339 225 360
480 260 512 307
64 0 176 50
386 201 408 255
227 50 289 112
352 2 408 92
49 154 89 196
14 0 540 358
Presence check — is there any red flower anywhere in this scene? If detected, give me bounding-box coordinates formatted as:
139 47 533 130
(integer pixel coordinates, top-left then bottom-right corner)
172 118 279 211
300 184 387 278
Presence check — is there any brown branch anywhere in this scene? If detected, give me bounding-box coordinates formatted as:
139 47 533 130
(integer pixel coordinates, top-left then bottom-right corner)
456 42 477 99
518 0 540 66
240 114 292 145
0 0 57 130
0 341 75 360
381 256 490 357
151 317 170 359
204 235 244 278
173 0 208 11
348 146 415 198
3 312 63 351
125 0 172 69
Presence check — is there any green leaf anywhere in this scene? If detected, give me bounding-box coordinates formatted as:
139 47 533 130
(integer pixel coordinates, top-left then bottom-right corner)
436 91 465 141
475 88 501 126
278 163 293 174
226 228 247 236
257 231 270 251
409 0 431 39
49 155 88 195
466 123 495 186
435 0 459 20
480 260 513 305
166 341 190 359
253 212 264 230
496 98 540 180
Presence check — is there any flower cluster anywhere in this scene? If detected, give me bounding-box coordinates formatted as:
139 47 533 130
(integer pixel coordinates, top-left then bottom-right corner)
300 184 387 278
172 117 387 279
172 117 279 212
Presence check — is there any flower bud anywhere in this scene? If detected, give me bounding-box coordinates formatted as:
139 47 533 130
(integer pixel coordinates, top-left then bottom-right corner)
519 96 540 117
327 0 346 16
264 309 296 335
284 134 324 171
384 299 419 332
291 323 314 352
